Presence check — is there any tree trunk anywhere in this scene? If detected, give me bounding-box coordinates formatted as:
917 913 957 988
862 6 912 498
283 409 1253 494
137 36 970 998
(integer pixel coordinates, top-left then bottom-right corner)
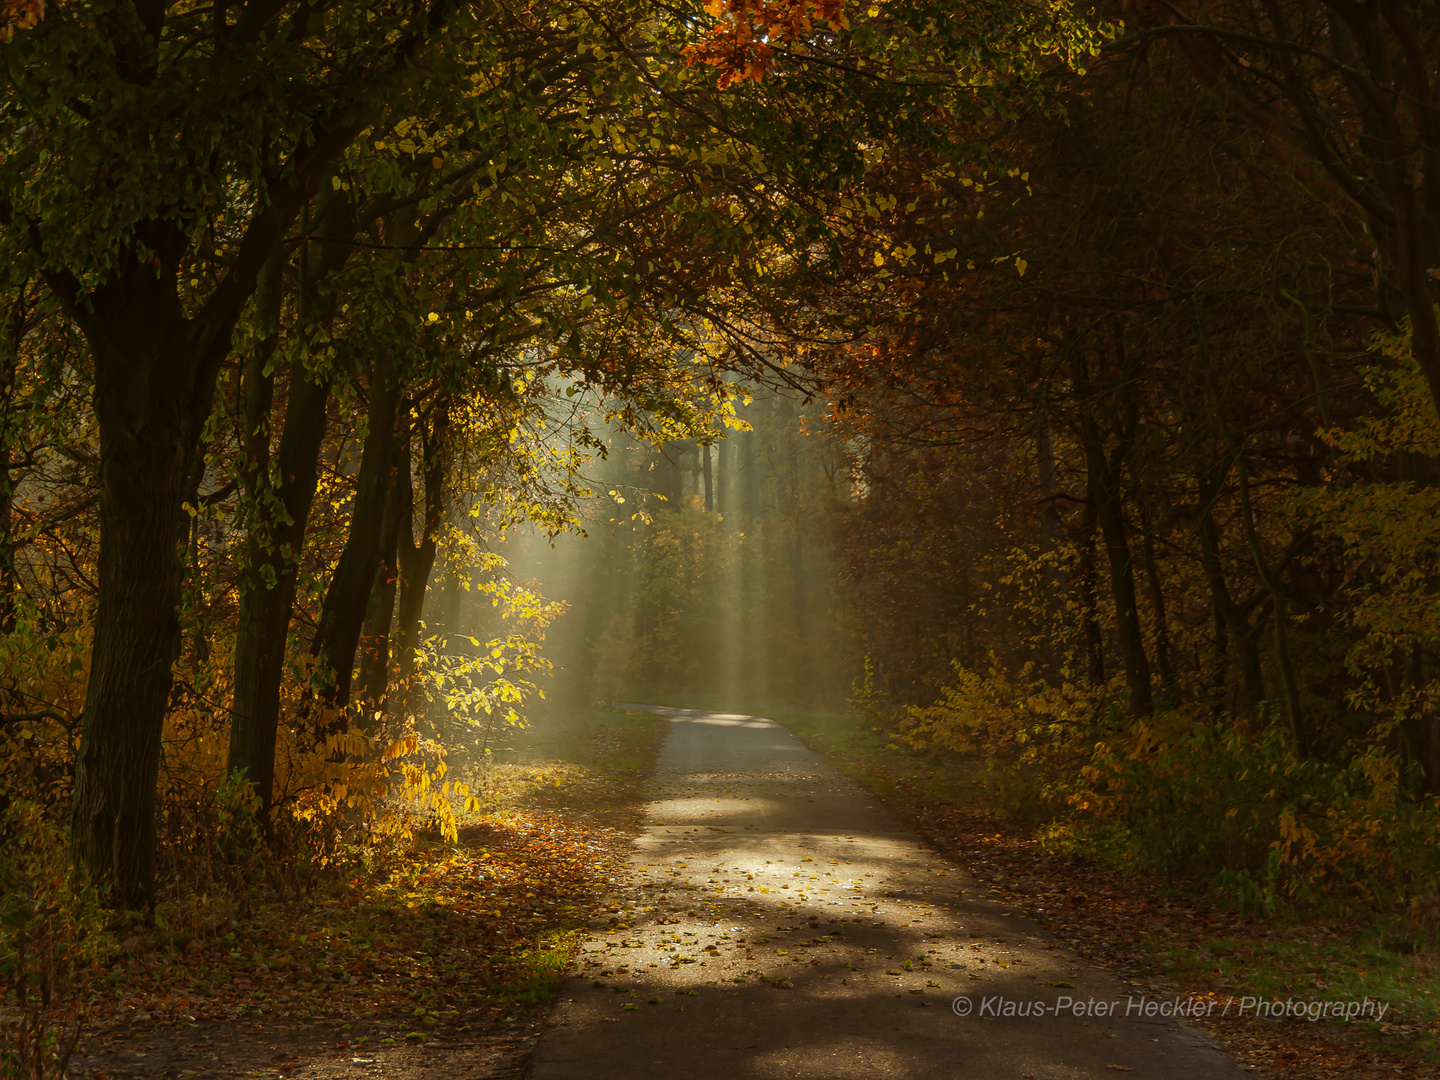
1070 336 1152 716
1200 333 1310 755
395 397 450 694
1077 412 1153 716
1076 500 1106 687
227 205 359 818
744 430 760 526
71 438 189 909
53 114 354 902
355 469 403 723
1137 493 1177 702
1037 426 1067 673
1233 454 1310 756
658 442 682 510
309 351 399 712
715 438 726 518
784 420 808 695
0 298 22 633
1196 494 1265 714
702 442 714 512
68 267 236 908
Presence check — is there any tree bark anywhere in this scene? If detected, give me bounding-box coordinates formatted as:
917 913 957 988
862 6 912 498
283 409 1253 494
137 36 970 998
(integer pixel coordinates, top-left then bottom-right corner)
744 429 760 526
1075 499 1106 687
227 366 331 817
657 442 683 510
395 397 450 694
1232 454 1310 756
355 463 403 722
1084 445 1152 715
66 256 238 908
702 442 714 512
1137 492 1177 702
714 438 726 518
1196 489 1265 714
1073 347 1153 717
0 308 20 634
227 204 357 819
1037 426 1068 674
309 350 399 713
1197 325 1310 754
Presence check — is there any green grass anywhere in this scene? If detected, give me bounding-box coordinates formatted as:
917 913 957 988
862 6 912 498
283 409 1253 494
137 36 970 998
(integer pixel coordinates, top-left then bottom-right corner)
1155 923 1439 1040
489 931 576 1007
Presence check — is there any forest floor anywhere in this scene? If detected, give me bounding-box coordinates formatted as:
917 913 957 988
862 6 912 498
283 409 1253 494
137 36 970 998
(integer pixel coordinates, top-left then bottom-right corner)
62 704 1438 1079
772 709 1440 1080
68 706 669 1080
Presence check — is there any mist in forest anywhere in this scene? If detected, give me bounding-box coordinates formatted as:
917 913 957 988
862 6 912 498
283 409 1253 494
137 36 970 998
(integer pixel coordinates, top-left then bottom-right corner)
492 388 850 717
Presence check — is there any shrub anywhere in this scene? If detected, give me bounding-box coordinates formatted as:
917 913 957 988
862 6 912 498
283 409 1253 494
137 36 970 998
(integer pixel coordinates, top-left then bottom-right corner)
0 799 104 1080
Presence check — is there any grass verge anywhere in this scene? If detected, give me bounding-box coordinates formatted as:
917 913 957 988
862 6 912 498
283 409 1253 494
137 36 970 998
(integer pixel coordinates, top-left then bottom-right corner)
767 706 1439 1080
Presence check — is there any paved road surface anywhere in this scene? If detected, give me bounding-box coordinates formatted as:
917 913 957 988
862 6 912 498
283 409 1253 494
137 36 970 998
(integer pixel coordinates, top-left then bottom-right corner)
527 707 1248 1080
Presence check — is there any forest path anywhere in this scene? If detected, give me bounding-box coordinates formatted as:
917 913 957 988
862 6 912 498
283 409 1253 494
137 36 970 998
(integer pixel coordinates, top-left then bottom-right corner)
526 706 1246 1080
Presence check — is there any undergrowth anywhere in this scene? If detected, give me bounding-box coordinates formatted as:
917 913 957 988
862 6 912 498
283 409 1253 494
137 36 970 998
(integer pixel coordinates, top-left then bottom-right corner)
0 706 664 1077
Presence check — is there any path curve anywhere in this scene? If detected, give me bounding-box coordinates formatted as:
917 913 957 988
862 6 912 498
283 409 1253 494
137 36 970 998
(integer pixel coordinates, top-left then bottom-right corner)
527 707 1246 1079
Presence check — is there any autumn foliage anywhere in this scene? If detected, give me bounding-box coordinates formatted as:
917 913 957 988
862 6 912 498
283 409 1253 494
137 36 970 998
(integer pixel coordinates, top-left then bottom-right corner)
0 0 41 40
786 0 1440 922
685 0 849 86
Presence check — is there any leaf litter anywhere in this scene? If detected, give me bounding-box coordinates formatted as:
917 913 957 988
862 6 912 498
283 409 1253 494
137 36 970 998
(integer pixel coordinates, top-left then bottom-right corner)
69 708 666 1080
781 712 1440 1080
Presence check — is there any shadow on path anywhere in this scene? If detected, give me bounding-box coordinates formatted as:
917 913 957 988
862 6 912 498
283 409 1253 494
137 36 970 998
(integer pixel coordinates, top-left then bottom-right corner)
527 706 1246 1079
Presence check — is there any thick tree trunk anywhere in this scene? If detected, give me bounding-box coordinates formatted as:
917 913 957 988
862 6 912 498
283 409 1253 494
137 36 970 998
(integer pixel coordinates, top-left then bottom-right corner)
69 266 235 908
71 438 188 908
309 352 399 712
52 108 353 903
